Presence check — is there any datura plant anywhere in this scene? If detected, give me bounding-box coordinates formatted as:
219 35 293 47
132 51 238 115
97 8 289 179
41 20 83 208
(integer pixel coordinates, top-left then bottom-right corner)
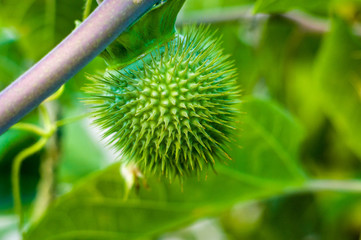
85 26 241 180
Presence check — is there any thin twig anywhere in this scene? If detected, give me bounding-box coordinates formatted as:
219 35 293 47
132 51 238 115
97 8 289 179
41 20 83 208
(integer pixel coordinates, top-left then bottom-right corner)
177 6 328 33
11 123 49 137
177 6 361 36
177 6 265 25
83 0 93 21
56 112 90 127
282 179 361 196
11 86 63 231
12 137 48 230
31 102 60 223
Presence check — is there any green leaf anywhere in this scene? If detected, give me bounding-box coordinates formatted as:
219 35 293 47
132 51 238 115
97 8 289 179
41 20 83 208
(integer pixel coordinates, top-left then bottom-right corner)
228 97 306 182
285 53 325 135
0 130 31 163
254 0 331 13
254 0 361 13
256 16 295 101
211 23 258 92
182 0 255 11
101 0 186 69
0 111 43 210
0 28 28 89
314 18 361 159
0 128 41 210
58 107 106 183
25 98 307 240
24 164 266 240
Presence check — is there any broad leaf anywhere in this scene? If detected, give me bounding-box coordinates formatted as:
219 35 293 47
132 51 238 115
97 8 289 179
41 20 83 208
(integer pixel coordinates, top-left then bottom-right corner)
228 97 306 182
182 0 255 11
25 98 307 239
58 112 105 183
314 18 361 159
256 16 295 101
0 128 41 210
254 0 330 13
0 113 42 210
101 0 186 69
254 0 361 14
0 28 28 89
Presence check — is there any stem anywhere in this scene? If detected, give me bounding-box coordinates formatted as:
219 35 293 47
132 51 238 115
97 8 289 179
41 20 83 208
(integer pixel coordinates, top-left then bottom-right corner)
177 6 361 36
12 137 48 230
56 112 90 127
39 105 52 130
44 85 65 103
83 0 93 21
0 0 160 135
32 102 60 222
306 179 361 193
31 135 58 222
11 123 48 137
283 179 361 196
12 89 63 230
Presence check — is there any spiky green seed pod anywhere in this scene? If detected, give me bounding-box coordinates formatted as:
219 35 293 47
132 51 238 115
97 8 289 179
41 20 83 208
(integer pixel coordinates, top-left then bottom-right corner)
85 26 240 180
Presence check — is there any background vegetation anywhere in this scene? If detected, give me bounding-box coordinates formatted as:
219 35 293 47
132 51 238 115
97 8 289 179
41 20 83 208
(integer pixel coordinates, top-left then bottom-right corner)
1 0 361 239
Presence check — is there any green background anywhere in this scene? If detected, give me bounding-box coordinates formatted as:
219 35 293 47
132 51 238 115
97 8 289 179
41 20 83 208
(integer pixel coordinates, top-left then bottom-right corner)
1 0 361 239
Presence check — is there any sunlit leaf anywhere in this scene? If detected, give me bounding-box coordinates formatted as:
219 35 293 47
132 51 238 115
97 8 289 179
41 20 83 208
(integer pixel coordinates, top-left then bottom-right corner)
254 0 331 13
314 18 361 159
255 16 295 101
0 128 41 210
58 108 106 183
0 28 28 89
182 0 254 11
228 97 306 182
25 98 307 239
101 0 186 69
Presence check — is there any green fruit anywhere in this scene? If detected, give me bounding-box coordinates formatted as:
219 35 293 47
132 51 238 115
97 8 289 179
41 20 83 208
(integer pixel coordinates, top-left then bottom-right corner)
85 26 240 180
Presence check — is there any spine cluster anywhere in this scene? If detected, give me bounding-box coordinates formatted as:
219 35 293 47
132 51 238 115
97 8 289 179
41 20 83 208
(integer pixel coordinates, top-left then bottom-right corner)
86 26 240 180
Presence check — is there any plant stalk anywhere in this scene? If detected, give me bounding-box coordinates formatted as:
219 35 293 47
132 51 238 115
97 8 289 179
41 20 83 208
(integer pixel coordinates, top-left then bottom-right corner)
83 0 93 21
0 0 160 135
32 102 60 223
306 179 361 193
177 6 361 36
282 179 361 196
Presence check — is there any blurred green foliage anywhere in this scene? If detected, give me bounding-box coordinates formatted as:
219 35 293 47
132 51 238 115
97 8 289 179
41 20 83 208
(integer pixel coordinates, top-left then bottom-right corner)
24 97 308 239
315 18 361 159
1 0 361 239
